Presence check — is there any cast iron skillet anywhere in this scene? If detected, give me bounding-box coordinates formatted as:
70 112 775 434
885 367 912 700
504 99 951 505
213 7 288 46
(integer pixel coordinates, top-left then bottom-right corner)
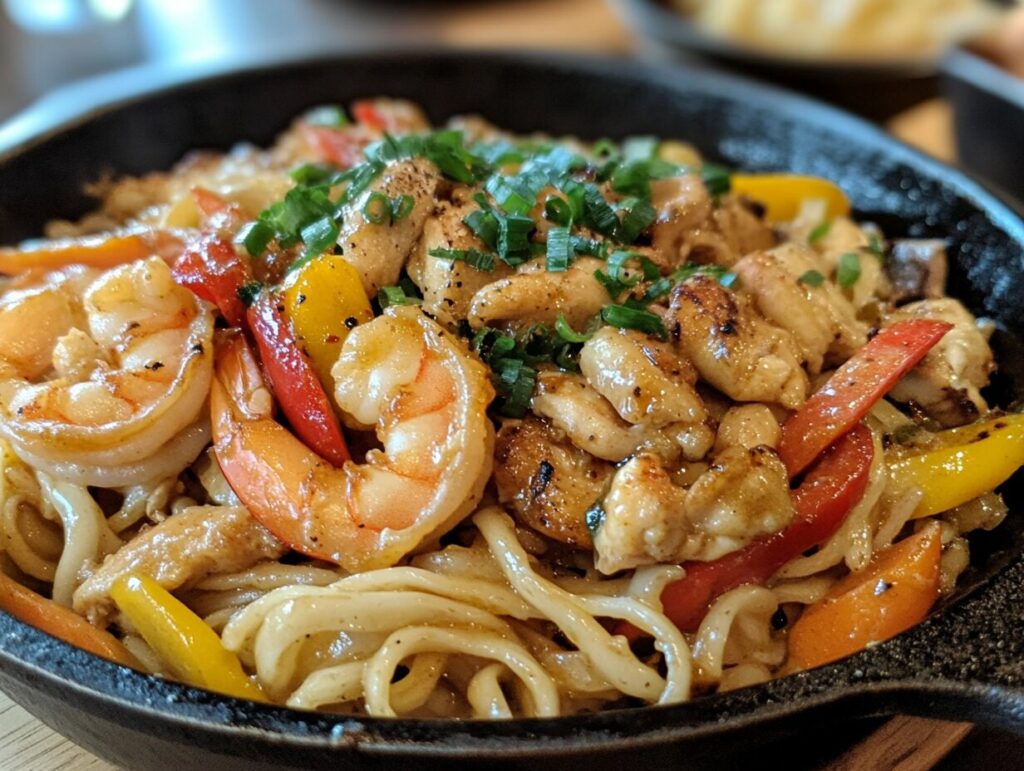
0 50 1022 771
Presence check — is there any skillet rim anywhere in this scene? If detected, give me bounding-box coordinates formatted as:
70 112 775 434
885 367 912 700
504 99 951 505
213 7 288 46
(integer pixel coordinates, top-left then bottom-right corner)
0 47 1022 755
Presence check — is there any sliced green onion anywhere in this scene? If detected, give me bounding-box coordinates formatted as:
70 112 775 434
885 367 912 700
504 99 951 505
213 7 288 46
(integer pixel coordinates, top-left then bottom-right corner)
497 212 535 266
428 247 495 272
486 175 535 215
622 136 658 162
390 194 415 221
546 226 572 272
299 215 340 256
601 304 667 339
290 163 341 186
700 163 732 198
616 197 656 243
238 220 275 257
495 359 537 418
837 252 862 288
570 235 609 259
544 196 574 227
581 185 619 237
363 191 393 225
304 105 349 128
554 314 593 343
867 232 884 259
377 285 421 308
798 269 825 287
808 221 831 245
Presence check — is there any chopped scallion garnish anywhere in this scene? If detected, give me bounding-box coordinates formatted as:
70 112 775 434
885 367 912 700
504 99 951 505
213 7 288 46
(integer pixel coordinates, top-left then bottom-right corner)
377 285 421 308
601 304 667 339
798 269 825 287
428 247 496 271
837 253 862 288
808 221 831 245
546 226 572 272
363 191 393 225
554 314 594 343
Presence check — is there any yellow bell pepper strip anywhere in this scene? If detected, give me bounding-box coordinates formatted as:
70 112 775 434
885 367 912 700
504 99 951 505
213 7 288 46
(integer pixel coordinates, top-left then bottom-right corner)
109 573 266 701
0 571 139 668
280 254 373 393
786 521 942 672
888 413 1024 520
730 174 851 223
0 231 184 274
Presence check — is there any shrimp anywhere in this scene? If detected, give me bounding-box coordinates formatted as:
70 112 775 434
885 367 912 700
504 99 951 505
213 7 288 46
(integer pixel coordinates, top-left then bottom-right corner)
667 275 808 409
593 446 794 575
73 505 285 624
0 257 215 488
210 306 496 572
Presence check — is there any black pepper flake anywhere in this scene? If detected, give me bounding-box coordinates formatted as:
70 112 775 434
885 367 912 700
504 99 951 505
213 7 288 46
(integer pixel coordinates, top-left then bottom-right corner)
145 361 165 371
191 343 204 354
344 316 359 329
297 293 307 305
874 579 893 596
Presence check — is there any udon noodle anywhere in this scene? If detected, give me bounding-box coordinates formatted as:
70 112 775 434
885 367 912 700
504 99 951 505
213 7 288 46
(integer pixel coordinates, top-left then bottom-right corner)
0 97 1018 719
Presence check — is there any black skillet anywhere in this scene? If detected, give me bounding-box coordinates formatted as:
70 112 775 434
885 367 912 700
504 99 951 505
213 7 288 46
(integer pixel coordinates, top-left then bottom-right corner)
0 50 1022 771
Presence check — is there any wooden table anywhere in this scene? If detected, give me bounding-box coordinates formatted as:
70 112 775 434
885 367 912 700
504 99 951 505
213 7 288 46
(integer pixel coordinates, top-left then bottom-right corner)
0 1 980 769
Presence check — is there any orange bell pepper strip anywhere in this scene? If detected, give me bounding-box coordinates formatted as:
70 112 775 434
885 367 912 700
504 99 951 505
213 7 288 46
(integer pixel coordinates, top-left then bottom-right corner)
0 571 138 668
779 319 952 478
0 231 184 274
786 521 943 672
730 174 851 222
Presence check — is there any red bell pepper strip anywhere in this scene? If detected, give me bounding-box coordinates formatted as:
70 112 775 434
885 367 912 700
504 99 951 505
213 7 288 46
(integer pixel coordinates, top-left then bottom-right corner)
246 292 351 467
300 124 366 169
172 236 252 328
778 319 952 478
352 100 388 131
617 424 874 638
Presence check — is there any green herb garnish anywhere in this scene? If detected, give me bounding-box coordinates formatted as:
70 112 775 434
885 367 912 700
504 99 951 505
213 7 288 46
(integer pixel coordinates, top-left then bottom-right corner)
837 252 862 288
798 269 825 287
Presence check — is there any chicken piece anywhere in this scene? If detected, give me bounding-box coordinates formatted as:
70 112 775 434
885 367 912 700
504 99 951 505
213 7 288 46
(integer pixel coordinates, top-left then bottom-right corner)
733 243 867 372
531 372 645 462
468 256 609 330
579 326 705 427
714 404 781 454
887 298 994 427
649 176 774 268
668 275 808 409
73 505 285 624
407 200 513 326
593 445 794 574
886 239 948 304
339 158 440 296
493 417 612 549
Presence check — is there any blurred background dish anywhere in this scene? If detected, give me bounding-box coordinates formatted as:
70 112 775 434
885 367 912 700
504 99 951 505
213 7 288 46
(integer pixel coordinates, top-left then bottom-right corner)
609 0 1014 120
